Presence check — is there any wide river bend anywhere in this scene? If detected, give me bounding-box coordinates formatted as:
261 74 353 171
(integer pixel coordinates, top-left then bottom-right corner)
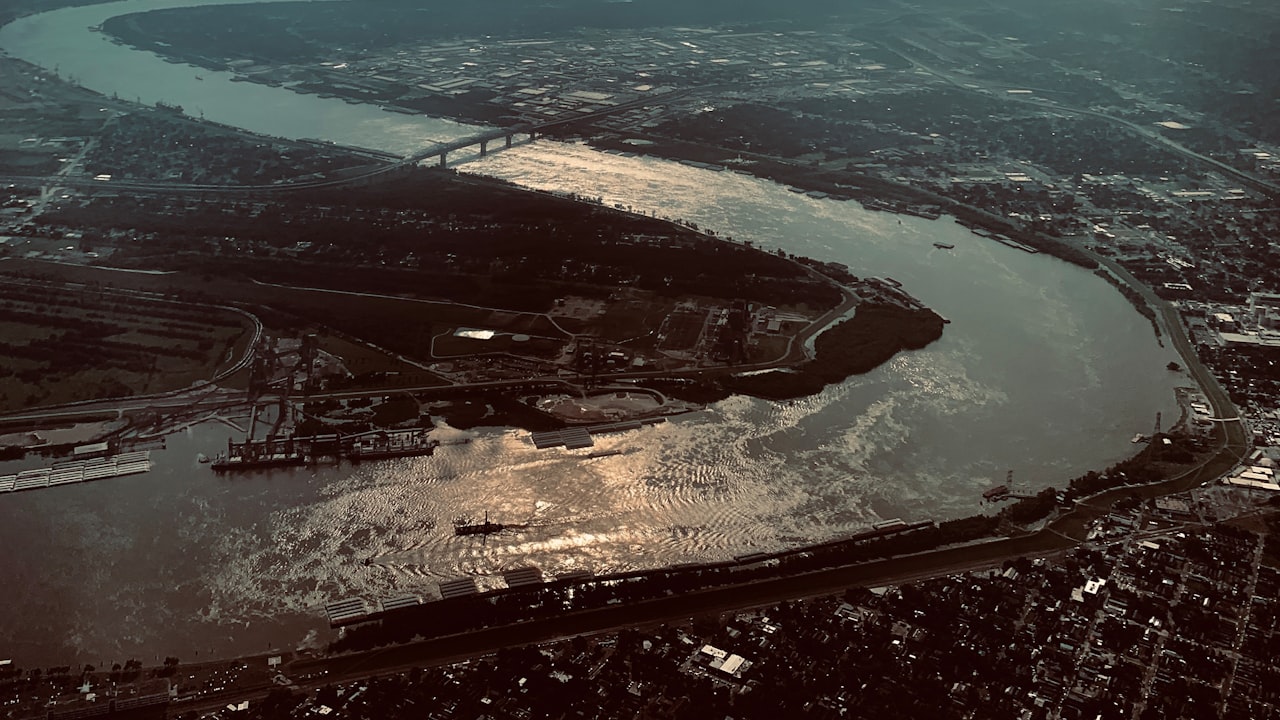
0 0 1182 665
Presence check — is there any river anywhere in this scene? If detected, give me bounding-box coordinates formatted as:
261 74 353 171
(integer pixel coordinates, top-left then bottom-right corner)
0 0 1183 667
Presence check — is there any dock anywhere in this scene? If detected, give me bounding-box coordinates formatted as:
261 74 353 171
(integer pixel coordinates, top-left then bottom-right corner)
380 595 423 613
532 426 594 450
0 451 151 494
982 485 1010 501
212 428 437 472
325 577 490 627
530 418 665 450
438 577 479 599
347 429 437 461
210 438 306 471
970 227 1039 253
325 598 375 627
503 567 544 589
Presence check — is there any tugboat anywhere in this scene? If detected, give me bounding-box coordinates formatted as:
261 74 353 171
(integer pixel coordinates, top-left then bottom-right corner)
454 511 506 537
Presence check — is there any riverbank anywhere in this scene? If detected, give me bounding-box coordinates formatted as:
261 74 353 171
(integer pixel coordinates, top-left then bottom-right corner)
0 0 1189 671
0 0 114 26
585 132 1099 270
721 303 945 400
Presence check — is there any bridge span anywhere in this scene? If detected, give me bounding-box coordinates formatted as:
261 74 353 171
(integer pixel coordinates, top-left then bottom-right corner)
408 125 538 168
0 86 694 195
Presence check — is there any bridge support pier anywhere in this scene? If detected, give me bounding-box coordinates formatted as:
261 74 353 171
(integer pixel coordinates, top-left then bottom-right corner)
479 140 488 157
505 134 513 149
438 151 447 168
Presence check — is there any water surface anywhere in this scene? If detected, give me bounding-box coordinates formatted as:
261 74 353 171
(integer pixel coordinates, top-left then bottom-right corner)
0 0 1182 666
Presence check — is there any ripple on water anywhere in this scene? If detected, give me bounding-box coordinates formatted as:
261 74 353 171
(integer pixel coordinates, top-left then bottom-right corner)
0 13 1184 660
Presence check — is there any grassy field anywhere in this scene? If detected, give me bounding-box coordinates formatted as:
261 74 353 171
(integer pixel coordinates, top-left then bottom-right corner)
314 333 426 376
0 149 64 175
746 334 791 364
0 277 251 412
594 297 678 346
657 310 706 351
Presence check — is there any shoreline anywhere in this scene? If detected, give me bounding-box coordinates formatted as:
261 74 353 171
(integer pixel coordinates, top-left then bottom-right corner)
0 0 1210 673
582 132 1099 269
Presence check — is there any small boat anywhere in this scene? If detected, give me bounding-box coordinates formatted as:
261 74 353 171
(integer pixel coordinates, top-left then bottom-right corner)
933 242 955 250
982 485 1009 501
194 75 203 81
455 511 505 536
196 453 210 464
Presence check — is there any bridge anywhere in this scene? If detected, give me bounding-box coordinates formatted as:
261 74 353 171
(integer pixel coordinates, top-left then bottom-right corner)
0 88 688 196
406 124 538 168
396 86 692 169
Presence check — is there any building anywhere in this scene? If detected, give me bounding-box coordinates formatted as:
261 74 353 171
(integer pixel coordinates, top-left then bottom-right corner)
1249 292 1280 330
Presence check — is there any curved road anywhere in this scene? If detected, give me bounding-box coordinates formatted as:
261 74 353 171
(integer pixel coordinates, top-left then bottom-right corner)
1088 250 1246 450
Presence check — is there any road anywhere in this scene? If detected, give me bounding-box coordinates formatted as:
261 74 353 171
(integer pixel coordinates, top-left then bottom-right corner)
170 538 1071 717
1086 249 1248 453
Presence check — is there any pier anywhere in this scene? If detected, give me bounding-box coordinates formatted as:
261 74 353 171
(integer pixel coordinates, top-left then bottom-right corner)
325 598 375 627
212 428 436 472
503 567 544 588
530 418 666 450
